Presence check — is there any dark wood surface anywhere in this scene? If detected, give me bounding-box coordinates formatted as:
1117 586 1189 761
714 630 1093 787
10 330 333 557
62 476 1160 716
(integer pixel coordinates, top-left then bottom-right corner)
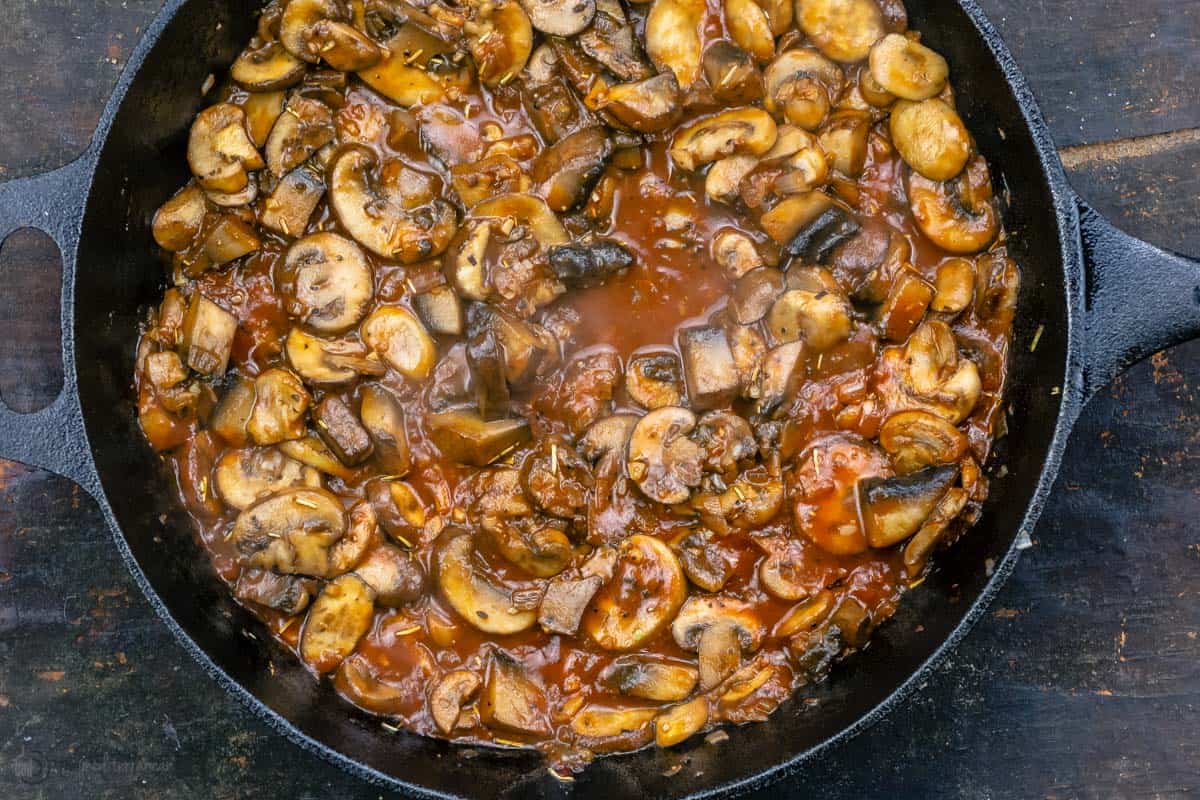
1 1 1197 797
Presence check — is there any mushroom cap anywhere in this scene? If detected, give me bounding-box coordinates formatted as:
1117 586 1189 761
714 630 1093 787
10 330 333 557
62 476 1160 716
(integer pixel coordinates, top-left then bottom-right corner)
627 406 703 505
670 594 764 651
435 530 538 634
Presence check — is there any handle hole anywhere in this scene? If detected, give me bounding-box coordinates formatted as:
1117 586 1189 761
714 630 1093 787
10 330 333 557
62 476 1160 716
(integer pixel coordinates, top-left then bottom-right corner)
0 228 64 412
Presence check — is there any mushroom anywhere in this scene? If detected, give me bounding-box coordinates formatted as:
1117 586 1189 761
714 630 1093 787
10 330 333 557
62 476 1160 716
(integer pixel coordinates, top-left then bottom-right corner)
705 155 760 204
300 573 375 673
889 98 971 181
694 410 758 475
583 534 687 650
625 351 684 410
711 229 767 279
796 0 885 63
358 384 411 475
877 266 935 342
627 407 703 505
429 669 482 735
231 38 307 91
757 539 832 600
670 107 778 172
436 530 537 634
907 155 999 254
356 26 448 107
671 595 764 689
702 42 765 105
791 435 891 555
180 293 237 376
247 368 311 445
578 414 638 462
265 96 335 177
328 145 457 262
200 215 262 265
753 340 805 414
214 447 323 510
679 326 741 410
817 109 871 177
469 305 558 386
278 232 374 333
857 463 960 547
231 487 356 576
242 90 286 147
766 287 852 351
532 126 613 212
655 697 709 748
868 33 948 100
600 656 699 702
519 0 595 35
570 706 658 739
360 305 437 379
520 437 592 519
233 569 317 615
645 0 705 88
152 184 207 252
931 257 976 314
285 328 385 386
538 574 603 634
730 267 785 325
412 285 465 337
902 485 969 577
468 467 574 576
729 322 767 395
759 192 859 260
763 48 843 130
773 589 834 637
187 104 264 193
280 0 382 70
353 544 426 606
260 165 326 237
725 0 775 62
547 239 635 288
211 377 257 446
600 72 683 134
465 1 534 86
450 153 532 208
427 410 531 465
576 0 654 82
279 434 358 480
878 319 982 423
313 395 373 465
675 529 733 592
479 652 551 736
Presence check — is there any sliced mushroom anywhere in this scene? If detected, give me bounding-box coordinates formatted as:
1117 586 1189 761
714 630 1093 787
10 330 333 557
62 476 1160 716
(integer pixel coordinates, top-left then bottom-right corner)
600 72 682 134
467 466 574 577
773 588 833 637
583 534 686 650
231 487 346 575
791 435 891 554
450 153 532 207
890 98 971 181
712 229 767 279
215 447 322 510
766 287 852 351
429 669 482 735
520 437 592 519
247 367 311 444
187 104 264 193
279 232 374 333
578 414 638 462
231 38 307 91
211 376 257 446
358 385 411 475
655 697 709 748
675 529 733 592
265 96 335 177
727 322 766 392
313 395 373 465
725 0 775 62
466 1 534 86
868 33 948 101
694 410 757 475
538 574 603 634
234 569 317 615
519 0 595 35
758 192 856 259
902 484 969 577
329 145 457 262
757 539 830 600
285 328 385 385
703 42 765 105
763 48 843 130
679 326 740 410
300 573 375 673
879 319 982 423
601 656 699 702
279 434 358 480
858 463 959 548
180 293 237 376
356 27 448 107
753 340 805 414
201 214 262 265
796 0 885 63
571 705 657 739
479 652 551 736
427 410 531 465
437 530 537 634
931 257 976 314
670 107 778 172
547 239 635 288
412 285 465 336
878 266 934 342
627 407 703 505
360 305 437 379
706 155 760 204
280 0 381 70
260 165 326 237
353 544 426 606
817 109 871 177
622 351 680 410
470 305 558 386
730 267 785 325
671 595 764 689
532 126 613 212
907 155 999 254
243 90 287 147
576 0 653 82
152 184 207 252
645 0 705 88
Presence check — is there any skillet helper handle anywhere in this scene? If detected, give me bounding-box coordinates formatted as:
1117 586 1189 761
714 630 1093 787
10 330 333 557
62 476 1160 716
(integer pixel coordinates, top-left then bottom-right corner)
1077 195 1200 401
0 155 103 497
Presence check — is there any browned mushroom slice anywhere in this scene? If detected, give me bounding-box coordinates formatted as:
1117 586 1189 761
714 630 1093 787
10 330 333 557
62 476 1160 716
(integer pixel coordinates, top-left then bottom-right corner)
763 48 843 131
547 239 635 289
694 410 757 475
671 595 764 689
857 463 960 548
670 107 778 172
705 155 759 204
265 96 335 177
828 596 871 647
519 0 595 35
931 257 976 314
675 528 733 592
260 165 325 237
570 705 658 742
243 90 287 147
285 328 385 386
280 0 380 70
234 569 317 615
892 96 972 179
679 326 740 410
329 145 457 263
645 0 705 88
210 376 257 446
599 72 681 134
356 27 448 107
479 652 551 737
578 414 638 462
730 267 785 325
412 285 465 337
427 410 530 466
601 656 699 702
200 215 261 267
180 293 236 376
625 351 683 410
355 385 409 476
188 104 264 193
247 368 311 445
520 438 592 518
366 478 426 546
353 544 426 606
766 287 851 351
818 109 872 178
531 126 613 212
878 266 935 342
796 0 885 63
467 1 534 86
450 153 531 208
711 228 767 279
231 487 351 576
280 434 357 480
152 184 208 252
429 669 482 735
575 0 654 82
902 485 969 578
214 447 322 510
879 409 968 474
703 42 765 105
907 156 999 254
584 534 687 650
360 306 437 379
278 232 374 334
753 340 805 414
627 407 703 505
231 38 307 91
655 697 709 747
868 33 948 101
312 396 373 465
436 531 538 634
725 0 775 62
538 574 603 634
300 573 375 674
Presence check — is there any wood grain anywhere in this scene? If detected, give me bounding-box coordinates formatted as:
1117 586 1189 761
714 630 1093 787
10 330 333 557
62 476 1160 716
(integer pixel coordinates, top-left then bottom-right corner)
0 0 1197 797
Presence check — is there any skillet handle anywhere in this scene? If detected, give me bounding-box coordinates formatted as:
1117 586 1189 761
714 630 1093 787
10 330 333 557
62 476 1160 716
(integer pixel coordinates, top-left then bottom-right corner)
1077 195 1200 401
0 154 103 497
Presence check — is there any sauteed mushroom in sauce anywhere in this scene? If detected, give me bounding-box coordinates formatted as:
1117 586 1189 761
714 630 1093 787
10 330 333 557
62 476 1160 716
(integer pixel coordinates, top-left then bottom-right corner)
137 0 1019 771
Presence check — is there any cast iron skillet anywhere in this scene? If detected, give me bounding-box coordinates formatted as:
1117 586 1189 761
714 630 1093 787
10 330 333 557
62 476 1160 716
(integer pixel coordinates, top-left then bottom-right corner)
0 0 1197 795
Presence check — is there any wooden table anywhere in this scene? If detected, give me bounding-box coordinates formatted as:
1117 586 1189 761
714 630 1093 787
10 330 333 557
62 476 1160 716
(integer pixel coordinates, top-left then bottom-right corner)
1 1 1197 797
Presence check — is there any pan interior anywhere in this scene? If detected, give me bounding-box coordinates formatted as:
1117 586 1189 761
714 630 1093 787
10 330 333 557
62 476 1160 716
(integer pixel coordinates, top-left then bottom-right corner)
70 0 1071 794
